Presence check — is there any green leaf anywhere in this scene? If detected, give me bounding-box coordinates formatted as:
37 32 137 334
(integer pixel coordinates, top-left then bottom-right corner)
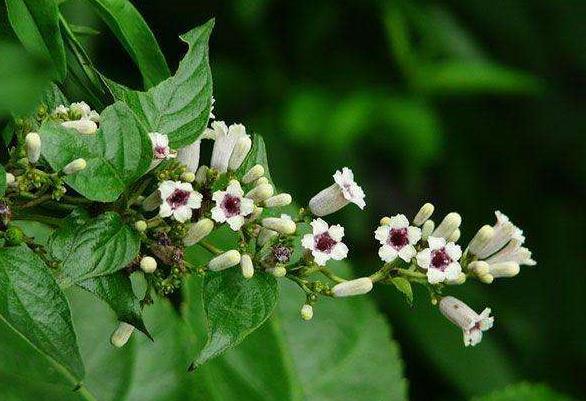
237 133 273 184
5 0 66 80
471 383 576 401
390 277 413 305
192 267 280 369
69 24 101 37
48 211 140 285
41 82 68 110
78 273 150 339
0 245 84 383
105 20 214 148
84 0 170 88
40 101 152 202
0 164 6 197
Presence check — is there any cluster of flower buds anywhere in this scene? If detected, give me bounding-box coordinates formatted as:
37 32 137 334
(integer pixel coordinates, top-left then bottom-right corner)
53 101 100 135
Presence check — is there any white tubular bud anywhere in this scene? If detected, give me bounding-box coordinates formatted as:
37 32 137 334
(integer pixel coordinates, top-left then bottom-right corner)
134 220 147 233
62 158 87 175
111 322 135 348
300 304 314 321
255 176 269 186
177 140 201 173
439 296 478 330
379 216 392 226
25 132 41 163
468 225 495 256
246 184 274 203
488 262 520 278
308 183 349 217
5 173 15 186
468 261 489 276
142 190 161 211
432 212 462 239
421 220 435 240
228 135 252 171
266 265 287 277
61 119 98 135
140 256 157 273
258 228 278 246
332 278 373 297
248 206 263 221
194 165 209 185
479 273 494 284
448 228 461 243
209 250 241 272
242 164 265 184
184 218 214 246
413 203 434 226
181 172 196 183
262 216 296 235
446 272 466 285
264 193 292 208
240 254 254 279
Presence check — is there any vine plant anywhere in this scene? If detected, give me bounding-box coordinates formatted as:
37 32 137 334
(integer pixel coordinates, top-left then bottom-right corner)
0 0 536 396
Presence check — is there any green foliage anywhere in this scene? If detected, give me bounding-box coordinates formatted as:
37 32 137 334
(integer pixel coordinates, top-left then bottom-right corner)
83 0 170 88
193 268 279 368
5 0 66 80
0 164 6 196
236 133 273 183
472 383 576 401
390 277 413 306
48 210 140 284
40 101 152 201
105 20 214 148
0 245 84 383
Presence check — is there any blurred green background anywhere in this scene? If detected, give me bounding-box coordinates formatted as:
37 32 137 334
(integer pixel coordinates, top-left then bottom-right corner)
3 0 586 400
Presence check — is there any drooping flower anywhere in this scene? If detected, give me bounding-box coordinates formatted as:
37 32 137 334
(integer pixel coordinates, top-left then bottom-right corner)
416 236 462 284
209 121 249 173
149 132 176 161
158 181 202 223
375 214 421 263
211 180 254 230
439 296 494 347
302 218 349 266
309 167 366 216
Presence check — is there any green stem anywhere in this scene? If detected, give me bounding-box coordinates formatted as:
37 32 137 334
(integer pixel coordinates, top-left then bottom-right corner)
18 194 53 209
198 240 223 255
13 214 64 228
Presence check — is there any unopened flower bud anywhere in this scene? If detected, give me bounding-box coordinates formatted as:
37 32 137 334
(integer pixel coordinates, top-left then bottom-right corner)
488 262 520 278
300 304 314 321
258 227 278 246
228 135 252 171
413 203 434 226
242 164 264 184
448 228 461 243
264 193 292 208
110 322 134 348
379 216 392 226
5 173 15 186
267 265 287 277
332 277 373 297
184 218 214 246
140 256 157 273
246 183 274 203
61 119 98 135
262 215 296 235
468 225 495 256
209 250 241 272
181 171 196 183
134 220 147 232
240 254 254 279
63 158 87 175
421 220 435 240
432 212 461 239
446 272 466 285
142 191 162 211
248 206 263 221
479 273 494 284
468 261 489 276
255 176 269 186
25 132 41 163
195 165 209 185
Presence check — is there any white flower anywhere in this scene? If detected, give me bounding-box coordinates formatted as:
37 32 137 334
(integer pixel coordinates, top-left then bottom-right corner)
413 203 434 226
149 132 176 160
309 167 366 216
416 236 462 284
302 218 349 266
70 101 91 117
484 239 536 266
375 214 421 263
53 105 69 115
61 119 98 135
177 140 201 173
209 96 215 120
211 180 254 230
158 181 202 223
209 121 249 173
25 132 41 163
474 211 525 259
262 214 296 235
331 277 373 297
439 296 494 347
432 212 461 239
140 256 157 273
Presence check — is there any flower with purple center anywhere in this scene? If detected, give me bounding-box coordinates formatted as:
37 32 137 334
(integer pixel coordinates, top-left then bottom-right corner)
158 181 202 223
301 218 349 266
211 180 255 231
375 214 421 263
416 236 462 284
149 132 176 161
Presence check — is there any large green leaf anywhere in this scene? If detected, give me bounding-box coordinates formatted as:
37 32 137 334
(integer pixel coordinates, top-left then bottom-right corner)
84 0 170 88
0 245 84 384
471 383 576 401
105 20 214 148
192 268 280 369
48 211 140 285
5 0 66 80
40 101 152 202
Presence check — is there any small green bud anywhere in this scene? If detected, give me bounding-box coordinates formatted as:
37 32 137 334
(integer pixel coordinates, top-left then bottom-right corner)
5 226 24 246
134 220 148 232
